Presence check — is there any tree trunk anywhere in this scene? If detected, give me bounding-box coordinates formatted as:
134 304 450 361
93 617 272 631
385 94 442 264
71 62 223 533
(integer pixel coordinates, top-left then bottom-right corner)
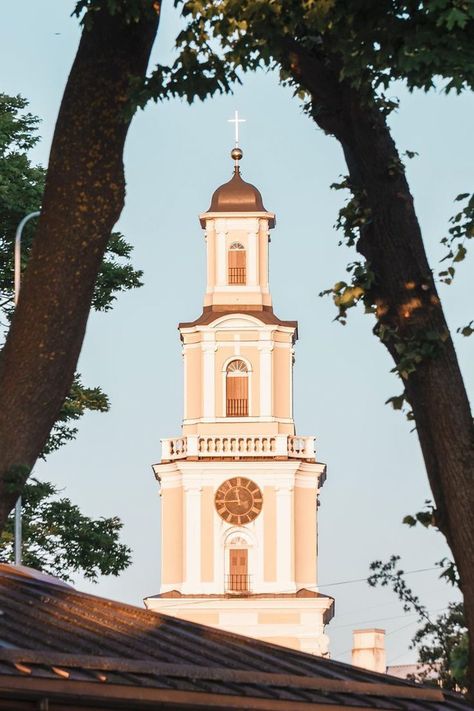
287 44 474 693
0 5 160 528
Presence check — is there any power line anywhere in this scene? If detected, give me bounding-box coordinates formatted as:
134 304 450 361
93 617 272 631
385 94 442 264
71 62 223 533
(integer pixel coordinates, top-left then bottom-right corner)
330 606 448 631
318 566 438 589
386 649 418 666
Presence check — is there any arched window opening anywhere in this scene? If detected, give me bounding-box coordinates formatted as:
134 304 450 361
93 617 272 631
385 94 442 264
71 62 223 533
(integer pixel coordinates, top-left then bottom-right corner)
226 359 248 417
228 242 246 285
226 534 251 593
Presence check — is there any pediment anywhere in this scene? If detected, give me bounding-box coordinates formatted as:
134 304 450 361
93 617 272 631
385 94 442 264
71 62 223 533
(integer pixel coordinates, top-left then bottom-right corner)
210 315 264 329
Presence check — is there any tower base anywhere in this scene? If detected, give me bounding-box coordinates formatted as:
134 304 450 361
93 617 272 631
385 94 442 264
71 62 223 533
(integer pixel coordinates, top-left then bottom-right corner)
144 591 334 656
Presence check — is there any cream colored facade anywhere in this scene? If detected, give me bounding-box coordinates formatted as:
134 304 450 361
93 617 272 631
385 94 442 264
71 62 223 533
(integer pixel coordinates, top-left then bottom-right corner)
145 155 334 656
181 313 295 436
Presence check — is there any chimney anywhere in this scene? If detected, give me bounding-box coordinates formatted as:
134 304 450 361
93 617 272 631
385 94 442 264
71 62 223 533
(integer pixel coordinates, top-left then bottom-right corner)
352 629 386 674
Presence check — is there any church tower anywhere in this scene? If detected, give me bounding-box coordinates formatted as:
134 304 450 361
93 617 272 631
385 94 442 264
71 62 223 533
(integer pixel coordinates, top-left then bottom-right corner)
145 139 334 656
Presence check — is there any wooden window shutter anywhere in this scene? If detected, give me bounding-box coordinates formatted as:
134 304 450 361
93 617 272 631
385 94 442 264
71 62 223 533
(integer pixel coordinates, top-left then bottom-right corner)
228 247 246 284
226 372 248 416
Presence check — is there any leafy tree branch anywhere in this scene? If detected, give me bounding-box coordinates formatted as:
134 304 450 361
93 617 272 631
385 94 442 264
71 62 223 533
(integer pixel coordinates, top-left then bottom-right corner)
0 478 131 582
369 555 467 690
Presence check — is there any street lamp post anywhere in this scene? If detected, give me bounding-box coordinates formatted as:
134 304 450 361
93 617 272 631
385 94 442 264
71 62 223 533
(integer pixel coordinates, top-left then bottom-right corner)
13 210 40 566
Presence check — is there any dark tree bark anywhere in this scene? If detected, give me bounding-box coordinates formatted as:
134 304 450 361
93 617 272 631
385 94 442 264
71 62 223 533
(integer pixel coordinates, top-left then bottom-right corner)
0 5 160 527
284 43 474 693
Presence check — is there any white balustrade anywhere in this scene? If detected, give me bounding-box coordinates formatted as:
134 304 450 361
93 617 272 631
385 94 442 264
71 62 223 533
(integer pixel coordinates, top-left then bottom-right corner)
161 434 316 461
288 435 315 459
165 437 187 459
199 435 276 456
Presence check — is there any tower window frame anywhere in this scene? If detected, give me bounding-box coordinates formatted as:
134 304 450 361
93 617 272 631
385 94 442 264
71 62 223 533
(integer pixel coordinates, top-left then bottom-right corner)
226 359 249 417
224 532 253 594
228 242 246 285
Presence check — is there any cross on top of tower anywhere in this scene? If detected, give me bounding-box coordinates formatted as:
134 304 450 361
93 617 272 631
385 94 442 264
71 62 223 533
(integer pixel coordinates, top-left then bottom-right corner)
228 111 246 167
228 110 246 147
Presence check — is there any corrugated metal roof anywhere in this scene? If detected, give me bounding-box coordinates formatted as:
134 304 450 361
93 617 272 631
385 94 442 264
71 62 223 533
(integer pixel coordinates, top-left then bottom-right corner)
0 565 469 710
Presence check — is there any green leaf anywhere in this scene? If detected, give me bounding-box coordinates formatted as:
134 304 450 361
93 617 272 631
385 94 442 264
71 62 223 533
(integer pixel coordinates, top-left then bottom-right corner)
453 244 467 262
386 393 406 410
457 321 473 337
445 7 468 30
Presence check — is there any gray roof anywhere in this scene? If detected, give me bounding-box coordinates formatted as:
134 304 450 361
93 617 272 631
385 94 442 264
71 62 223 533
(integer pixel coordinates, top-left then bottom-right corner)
0 565 469 710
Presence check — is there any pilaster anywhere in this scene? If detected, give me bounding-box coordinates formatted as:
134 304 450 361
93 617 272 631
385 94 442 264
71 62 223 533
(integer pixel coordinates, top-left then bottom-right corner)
202 340 217 419
183 481 202 593
247 231 258 286
205 222 216 293
182 347 187 420
258 339 273 418
216 230 226 286
275 483 295 592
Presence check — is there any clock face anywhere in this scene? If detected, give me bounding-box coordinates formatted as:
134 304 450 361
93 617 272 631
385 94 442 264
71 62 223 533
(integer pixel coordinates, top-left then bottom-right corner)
215 477 263 525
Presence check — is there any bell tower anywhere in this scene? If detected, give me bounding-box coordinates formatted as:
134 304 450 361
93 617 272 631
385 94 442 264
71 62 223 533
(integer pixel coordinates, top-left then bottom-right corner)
145 138 334 656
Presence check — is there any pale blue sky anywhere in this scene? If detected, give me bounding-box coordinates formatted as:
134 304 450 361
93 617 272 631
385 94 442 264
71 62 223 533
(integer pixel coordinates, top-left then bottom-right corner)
1 2 473 665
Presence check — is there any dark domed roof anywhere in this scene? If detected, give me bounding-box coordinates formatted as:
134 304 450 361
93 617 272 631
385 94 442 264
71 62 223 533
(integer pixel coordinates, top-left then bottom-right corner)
199 149 275 227
208 167 268 214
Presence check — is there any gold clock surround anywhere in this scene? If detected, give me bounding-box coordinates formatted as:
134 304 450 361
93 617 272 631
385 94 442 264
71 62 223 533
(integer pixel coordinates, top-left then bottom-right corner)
215 477 263 525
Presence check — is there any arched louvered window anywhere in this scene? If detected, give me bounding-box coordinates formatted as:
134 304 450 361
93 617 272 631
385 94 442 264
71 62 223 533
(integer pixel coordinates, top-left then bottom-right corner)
226 359 248 417
228 242 246 285
226 535 252 593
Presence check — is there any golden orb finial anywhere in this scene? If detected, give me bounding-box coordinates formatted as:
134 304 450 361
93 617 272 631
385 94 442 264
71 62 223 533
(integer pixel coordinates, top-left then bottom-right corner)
231 147 243 163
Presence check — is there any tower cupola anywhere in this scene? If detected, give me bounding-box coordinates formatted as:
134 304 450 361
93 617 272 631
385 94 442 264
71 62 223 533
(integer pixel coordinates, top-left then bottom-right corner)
198 148 276 311
202 149 274 227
